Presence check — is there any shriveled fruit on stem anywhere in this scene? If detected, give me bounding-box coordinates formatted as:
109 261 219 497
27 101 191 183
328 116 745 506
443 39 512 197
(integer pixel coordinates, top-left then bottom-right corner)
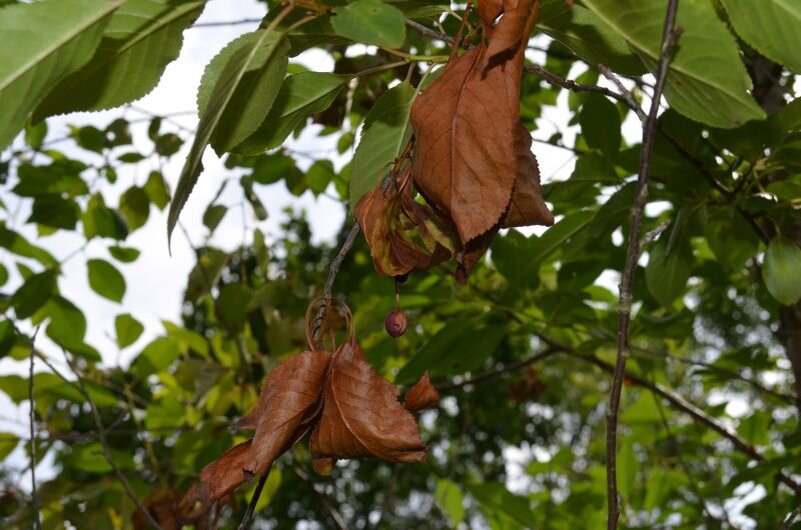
385 309 408 337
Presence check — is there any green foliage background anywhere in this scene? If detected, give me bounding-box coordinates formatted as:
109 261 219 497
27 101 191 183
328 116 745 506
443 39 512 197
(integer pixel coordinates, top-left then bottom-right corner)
1 0 801 528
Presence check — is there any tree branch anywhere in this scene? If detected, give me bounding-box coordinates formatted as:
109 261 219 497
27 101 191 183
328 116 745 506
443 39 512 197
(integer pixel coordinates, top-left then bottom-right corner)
607 3 681 527
293 465 347 530
525 64 642 114
28 327 41 530
435 347 560 392
62 351 163 530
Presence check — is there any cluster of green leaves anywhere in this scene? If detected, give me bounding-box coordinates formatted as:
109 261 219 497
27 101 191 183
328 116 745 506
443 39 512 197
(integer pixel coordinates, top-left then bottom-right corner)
1 0 801 529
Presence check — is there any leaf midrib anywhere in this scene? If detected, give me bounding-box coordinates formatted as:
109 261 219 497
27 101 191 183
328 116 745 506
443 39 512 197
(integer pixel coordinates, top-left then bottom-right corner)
0 1 123 93
584 1 751 106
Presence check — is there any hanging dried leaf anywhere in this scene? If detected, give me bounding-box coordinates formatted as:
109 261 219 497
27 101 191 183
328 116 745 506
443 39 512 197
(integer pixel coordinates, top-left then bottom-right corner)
243 349 332 476
184 440 253 506
404 372 441 412
409 0 551 248
310 340 427 464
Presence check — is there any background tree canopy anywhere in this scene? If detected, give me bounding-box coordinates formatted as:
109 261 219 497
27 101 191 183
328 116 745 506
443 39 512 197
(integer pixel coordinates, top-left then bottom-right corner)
1 0 800 529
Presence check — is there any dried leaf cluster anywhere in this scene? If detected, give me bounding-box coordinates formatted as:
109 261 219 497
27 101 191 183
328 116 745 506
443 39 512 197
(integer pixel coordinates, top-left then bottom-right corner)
356 0 553 282
183 299 439 508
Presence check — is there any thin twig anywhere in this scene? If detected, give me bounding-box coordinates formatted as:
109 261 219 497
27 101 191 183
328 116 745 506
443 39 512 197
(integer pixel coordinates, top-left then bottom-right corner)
582 352 801 496
781 504 801 530
237 469 271 530
405 18 455 44
526 64 641 114
191 18 263 28
607 3 681 528
62 351 163 530
28 327 42 530
436 347 560 392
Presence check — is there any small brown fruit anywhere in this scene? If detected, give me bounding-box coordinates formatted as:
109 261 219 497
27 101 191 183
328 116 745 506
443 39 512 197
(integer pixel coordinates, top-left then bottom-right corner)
385 310 408 337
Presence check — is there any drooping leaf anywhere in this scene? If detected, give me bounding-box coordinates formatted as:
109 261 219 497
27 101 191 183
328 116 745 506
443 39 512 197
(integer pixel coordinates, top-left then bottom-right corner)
645 231 693 308
33 0 205 118
0 0 122 150
350 81 416 210
332 0 406 48
234 72 348 155
763 236 801 305
310 341 427 464
28 195 80 230
196 30 290 154
241 350 331 475
119 186 150 231
87 258 126 302
435 479 465 527
719 0 801 74
143 170 170 210
0 224 58 267
167 27 290 245
45 296 87 350
581 0 766 128
185 440 253 506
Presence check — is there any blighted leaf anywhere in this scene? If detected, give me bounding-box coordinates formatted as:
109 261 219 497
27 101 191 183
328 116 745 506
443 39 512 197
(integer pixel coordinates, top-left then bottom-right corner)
403 372 440 412
332 0 406 48
185 440 252 506
310 341 427 464
763 236 801 305
242 349 331 476
410 0 552 245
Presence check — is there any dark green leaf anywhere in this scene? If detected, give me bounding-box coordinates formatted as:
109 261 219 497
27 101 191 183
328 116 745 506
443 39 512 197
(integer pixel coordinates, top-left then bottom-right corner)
11 269 57 319
28 195 80 230
763 236 801 305
144 170 170 210
332 0 406 48
108 245 140 263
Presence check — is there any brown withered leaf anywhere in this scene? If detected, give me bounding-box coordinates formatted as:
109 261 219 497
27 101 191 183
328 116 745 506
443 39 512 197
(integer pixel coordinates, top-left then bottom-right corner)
185 440 253 506
310 341 427 464
410 0 551 250
410 45 520 245
403 372 441 412
133 490 182 530
243 349 331 476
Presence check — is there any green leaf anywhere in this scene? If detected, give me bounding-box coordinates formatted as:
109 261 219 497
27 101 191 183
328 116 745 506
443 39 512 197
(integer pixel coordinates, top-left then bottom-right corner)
185 249 229 303
466 482 535 528
168 27 291 245
763 236 801 305
0 433 18 461
582 0 766 128
45 296 87 350
197 30 290 153
34 0 204 118
349 81 415 210
719 0 801 74
706 209 759 273
0 224 58 266
215 283 252 335
119 186 150 231
530 210 596 264
115 313 144 349
645 231 692 307
87 258 126 302
0 0 122 150
83 193 128 240
579 94 621 158
108 245 140 263
11 270 57 319
144 170 171 210
132 337 180 377
538 0 645 75
28 195 80 230
203 204 227 233
396 321 508 384
234 72 348 155
435 479 465 527
332 0 406 48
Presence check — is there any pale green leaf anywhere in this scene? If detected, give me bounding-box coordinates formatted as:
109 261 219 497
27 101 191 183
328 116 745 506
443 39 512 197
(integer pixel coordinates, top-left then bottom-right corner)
34 0 205 118
466 482 535 528
435 479 465 527
720 0 801 74
349 81 416 210
234 72 348 156
87 258 126 302
0 0 122 149
582 0 766 128
167 28 289 246
332 0 406 48
763 236 801 305
115 313 144 349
